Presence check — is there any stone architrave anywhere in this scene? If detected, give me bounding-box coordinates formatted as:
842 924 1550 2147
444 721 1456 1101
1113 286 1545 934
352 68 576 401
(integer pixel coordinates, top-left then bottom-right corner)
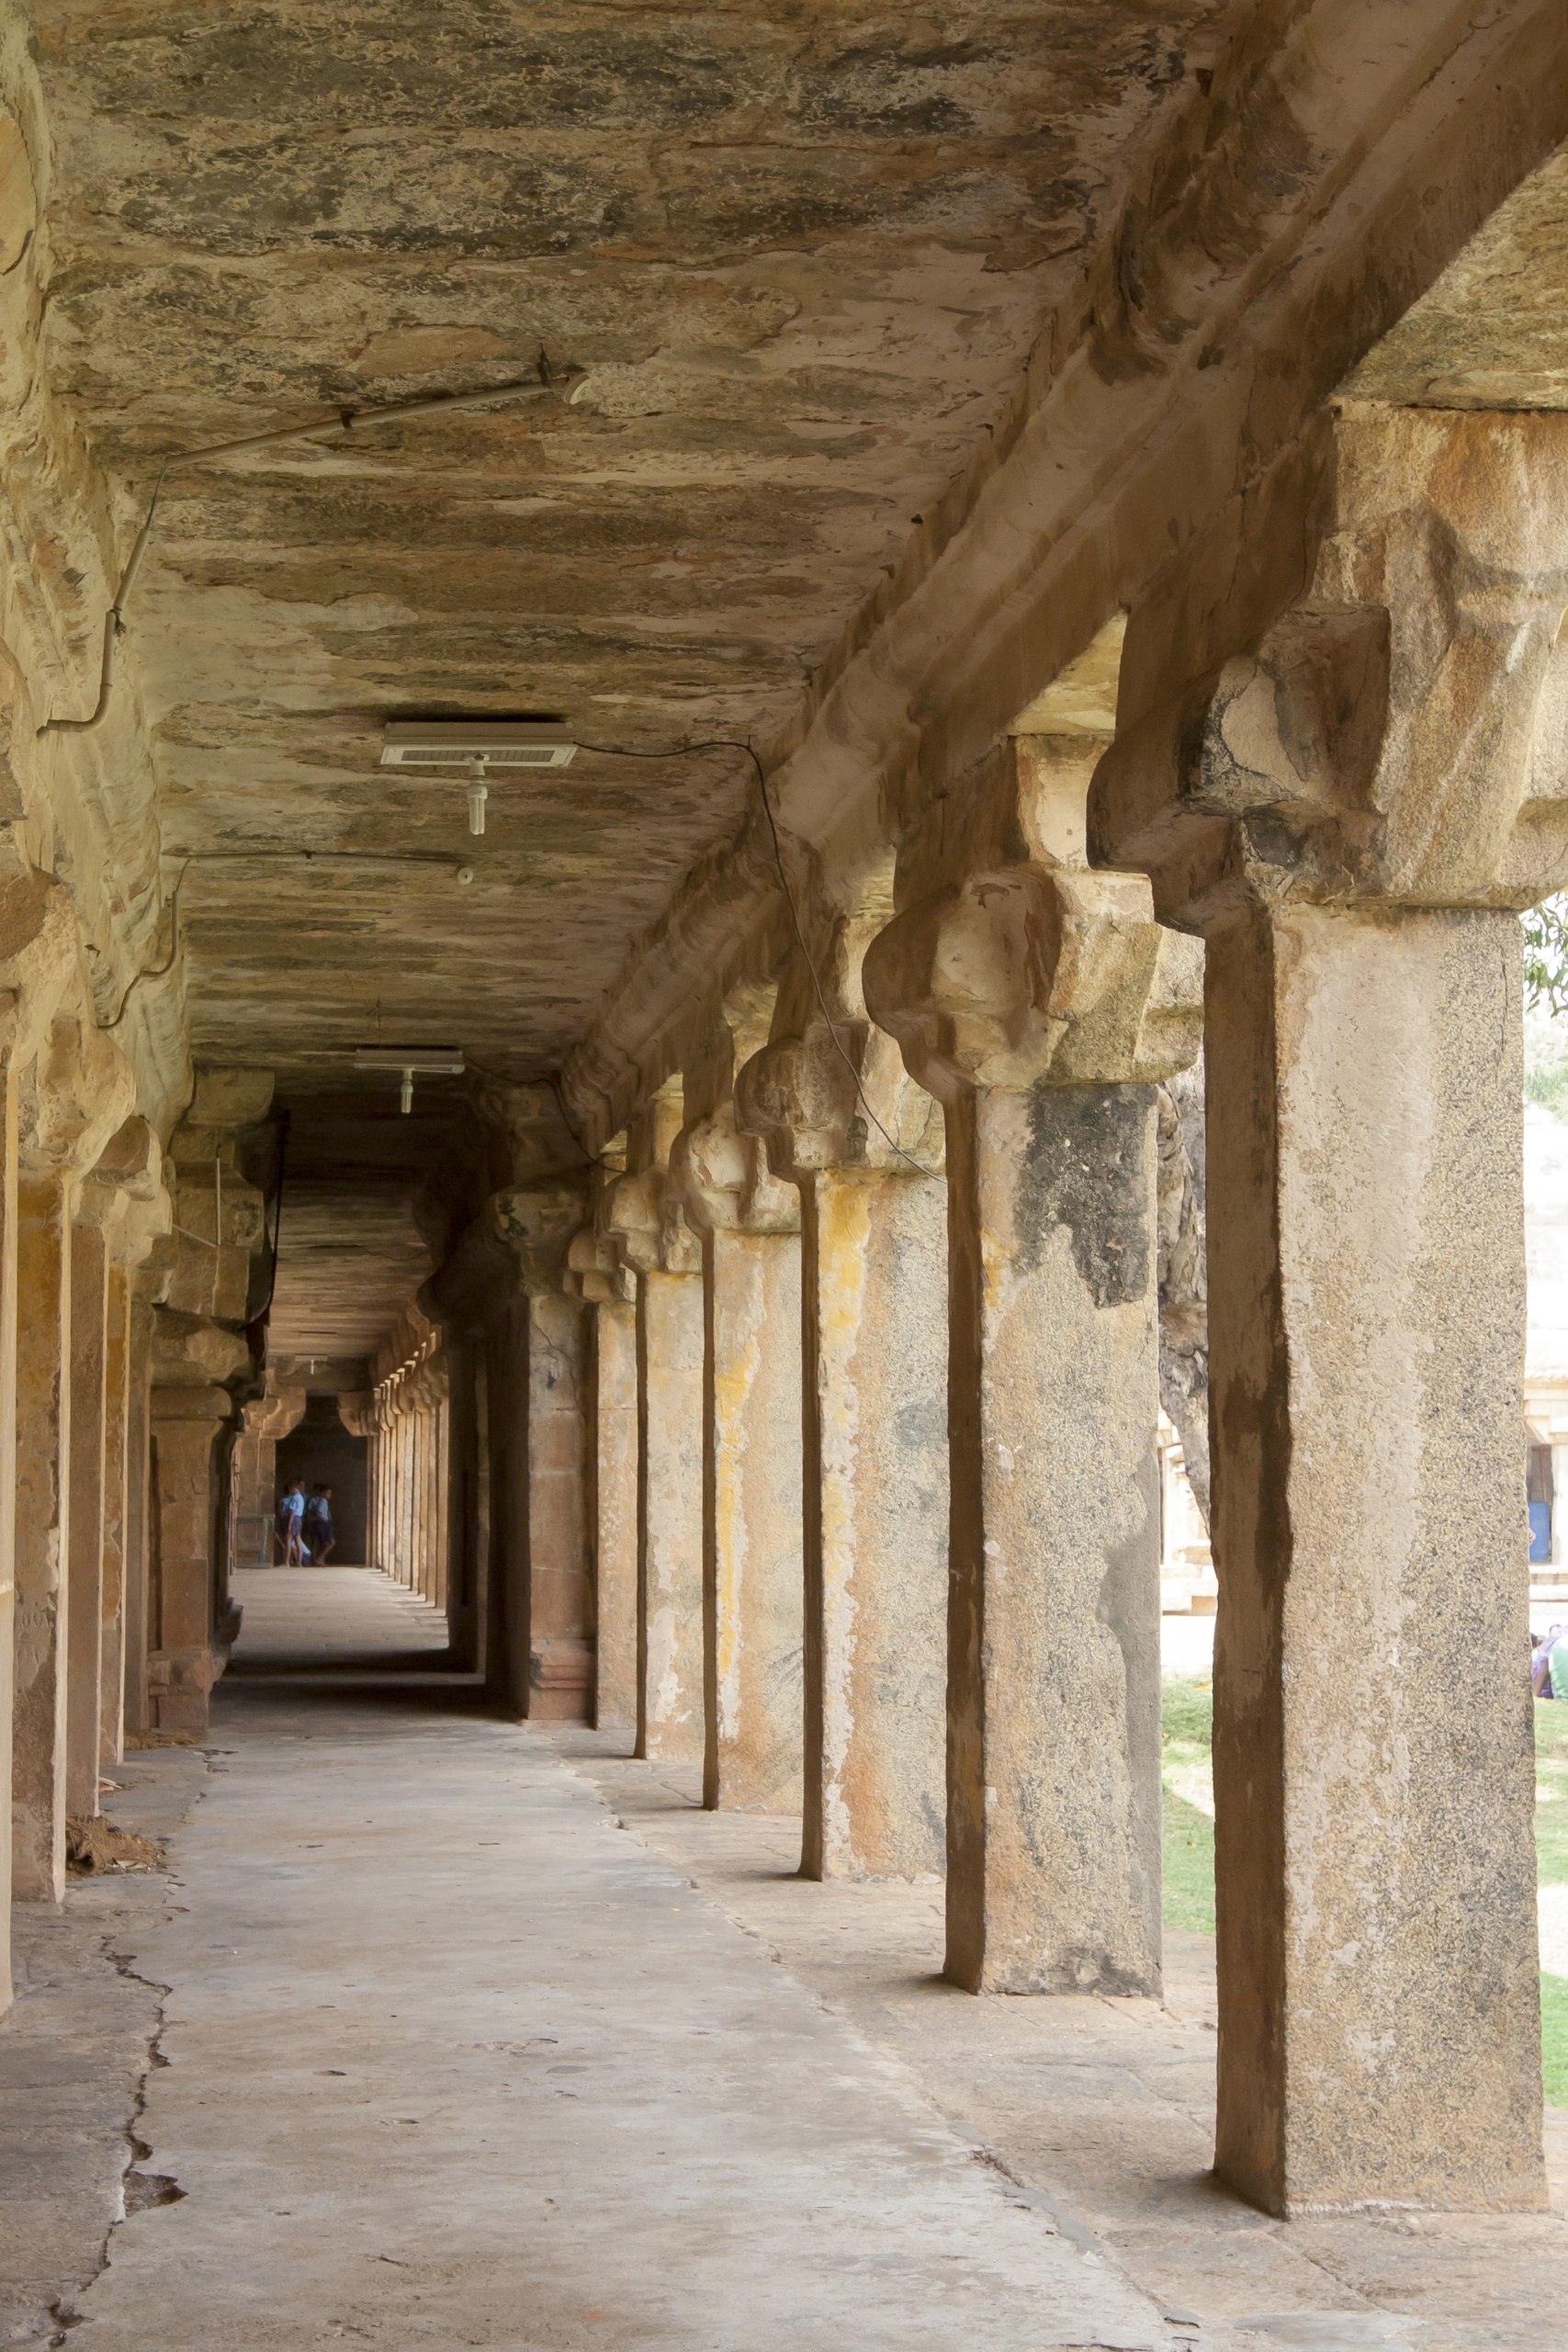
608 1082 705 1767
863 739 1203 1997
671 991 805 1815
737 932 949 1882
1089 406 1568 2215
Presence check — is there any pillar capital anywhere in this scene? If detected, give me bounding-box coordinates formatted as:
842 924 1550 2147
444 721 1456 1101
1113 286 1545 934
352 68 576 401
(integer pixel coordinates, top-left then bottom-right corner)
862 865 1201 1102
77 1116 173 1267
1091 407 1568 930
18 1005 136 1180
668 1102 799 1237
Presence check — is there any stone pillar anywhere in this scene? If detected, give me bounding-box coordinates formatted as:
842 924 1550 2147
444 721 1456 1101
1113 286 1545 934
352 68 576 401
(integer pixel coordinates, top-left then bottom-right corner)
1089 406 1568 2211
64 1214 108 1819
673 992 805 1815
609 1083 705 1766
739 944 948 1880
120 1291 155 1738
13 1003 137 1896
865 725 1202 1994
12 1174 71 1897
148 1385 232 1732
98 1266 133 1763
482 1186 593 1721
0 874 82 1978
590 1295 638 1732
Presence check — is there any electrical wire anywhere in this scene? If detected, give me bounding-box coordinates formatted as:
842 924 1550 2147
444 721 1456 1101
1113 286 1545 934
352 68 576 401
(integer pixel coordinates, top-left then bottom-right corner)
94 848 479 1035
570 737 938 1181
39 368 561 738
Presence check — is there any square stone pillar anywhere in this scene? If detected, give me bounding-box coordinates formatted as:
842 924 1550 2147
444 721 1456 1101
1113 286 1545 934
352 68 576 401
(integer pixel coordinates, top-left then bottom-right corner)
1089 404 1567 2209
148 1384 232 1733
64 1216 108 1819
0 1059 17 1979
674 994 805 1815
588 1295 638 1734
12 1185 73 1900
100 1263 135 1762
121 1292 155 1737
1213 901 1541 2212
739 959 950 1878
522 1293 592 1718
13 1174 73 1899
609 1085 705 1766
866 827 1201 1990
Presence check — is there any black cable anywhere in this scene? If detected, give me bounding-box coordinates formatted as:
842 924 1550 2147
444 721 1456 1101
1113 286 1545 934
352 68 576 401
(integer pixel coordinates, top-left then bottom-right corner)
260 1110 290 1322
570 737 938 1181
95 848 474 1034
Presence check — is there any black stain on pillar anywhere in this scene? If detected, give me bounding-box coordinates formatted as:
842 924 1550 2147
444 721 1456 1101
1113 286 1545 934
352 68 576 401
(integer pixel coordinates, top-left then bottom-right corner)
1018 1082 1152 1304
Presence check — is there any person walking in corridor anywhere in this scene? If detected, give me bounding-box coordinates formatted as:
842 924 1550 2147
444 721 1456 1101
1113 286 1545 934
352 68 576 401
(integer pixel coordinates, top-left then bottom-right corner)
303 1484 335 1565
278 1480 307 1565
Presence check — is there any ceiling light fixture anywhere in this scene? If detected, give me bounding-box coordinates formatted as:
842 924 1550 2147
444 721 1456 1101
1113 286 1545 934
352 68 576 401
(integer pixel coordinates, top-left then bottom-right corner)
379 721 577 836
354 1046 465 1115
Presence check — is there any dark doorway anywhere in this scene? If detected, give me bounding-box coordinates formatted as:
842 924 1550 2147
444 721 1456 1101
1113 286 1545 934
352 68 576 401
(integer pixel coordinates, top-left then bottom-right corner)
276 1396 369 1563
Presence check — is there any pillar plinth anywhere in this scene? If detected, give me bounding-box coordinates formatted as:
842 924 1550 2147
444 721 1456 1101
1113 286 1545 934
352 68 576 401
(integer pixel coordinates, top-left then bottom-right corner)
866 858 1202 1992
1089 404 1568 2211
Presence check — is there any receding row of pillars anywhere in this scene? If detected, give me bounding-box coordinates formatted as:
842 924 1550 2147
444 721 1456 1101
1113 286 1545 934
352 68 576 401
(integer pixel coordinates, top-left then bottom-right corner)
367 1358 450 1610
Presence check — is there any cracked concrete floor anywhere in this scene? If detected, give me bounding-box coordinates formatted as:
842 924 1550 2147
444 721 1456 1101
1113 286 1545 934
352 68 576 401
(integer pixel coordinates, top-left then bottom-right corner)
9 1568 1564 2350
50 1569 1180 2351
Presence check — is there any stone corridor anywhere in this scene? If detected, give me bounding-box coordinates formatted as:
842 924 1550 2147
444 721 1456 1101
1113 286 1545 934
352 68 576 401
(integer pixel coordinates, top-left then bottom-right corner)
6 1567 1562 2350
5 3 1568 2344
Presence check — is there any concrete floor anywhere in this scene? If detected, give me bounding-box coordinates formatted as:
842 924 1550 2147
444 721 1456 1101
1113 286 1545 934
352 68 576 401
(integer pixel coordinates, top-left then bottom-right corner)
6 1567 1564 2350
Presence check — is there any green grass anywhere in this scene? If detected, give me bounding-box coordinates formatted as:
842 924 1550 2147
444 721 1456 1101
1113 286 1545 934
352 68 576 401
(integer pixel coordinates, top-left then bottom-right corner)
1161 1675 1215 1938
1160 1678 1568 2108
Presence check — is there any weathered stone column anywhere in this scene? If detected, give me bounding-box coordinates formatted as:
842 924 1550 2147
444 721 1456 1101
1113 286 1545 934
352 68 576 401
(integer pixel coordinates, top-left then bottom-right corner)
149 1385 232 1731
64 1212 108 1818
485 1186 593 1720
120 1290 155 1738
14 1173 73 1895
673 992 804 1814
609 1082 705 1766
865 727 1202 1994
14 1006 135 1897
1089 406 1568 2212
739 944 948 1880
566 1151 640 1735
586 1287 637 1734
143 1068 273 1729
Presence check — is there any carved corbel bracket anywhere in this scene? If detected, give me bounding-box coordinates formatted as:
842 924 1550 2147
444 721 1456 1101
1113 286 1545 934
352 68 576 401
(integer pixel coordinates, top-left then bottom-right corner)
490 1182 589 1298
735 1019 943 1180
863 865 1202 1100
1092 408 1568 926
564 1225 635 1305
18 1003 136 1180
78 1114 174 1267
667 1102 800 1237
603 1165 701 1276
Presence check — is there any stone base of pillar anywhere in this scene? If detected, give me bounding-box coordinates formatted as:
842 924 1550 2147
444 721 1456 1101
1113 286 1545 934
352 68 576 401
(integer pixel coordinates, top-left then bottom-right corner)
529 1634 594 1723
146 1641 223 1734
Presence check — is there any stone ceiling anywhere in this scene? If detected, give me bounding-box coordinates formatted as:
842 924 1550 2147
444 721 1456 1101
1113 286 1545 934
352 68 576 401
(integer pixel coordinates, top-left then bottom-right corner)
33 0 1224 1351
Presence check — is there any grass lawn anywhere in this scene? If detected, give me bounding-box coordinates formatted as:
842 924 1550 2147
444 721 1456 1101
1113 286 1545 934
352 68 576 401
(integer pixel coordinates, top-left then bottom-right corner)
1161 1676 1568 2107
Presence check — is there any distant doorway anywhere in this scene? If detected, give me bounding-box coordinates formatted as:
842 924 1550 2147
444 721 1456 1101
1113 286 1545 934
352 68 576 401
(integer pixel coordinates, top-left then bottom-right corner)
276 1395 369 1562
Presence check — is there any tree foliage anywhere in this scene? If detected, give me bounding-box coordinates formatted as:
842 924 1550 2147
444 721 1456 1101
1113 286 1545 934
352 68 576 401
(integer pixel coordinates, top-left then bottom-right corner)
1524 898 1568 1017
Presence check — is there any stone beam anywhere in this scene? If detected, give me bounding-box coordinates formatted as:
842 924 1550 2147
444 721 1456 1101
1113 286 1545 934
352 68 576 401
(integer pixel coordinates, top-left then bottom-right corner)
561 2 1568 1149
